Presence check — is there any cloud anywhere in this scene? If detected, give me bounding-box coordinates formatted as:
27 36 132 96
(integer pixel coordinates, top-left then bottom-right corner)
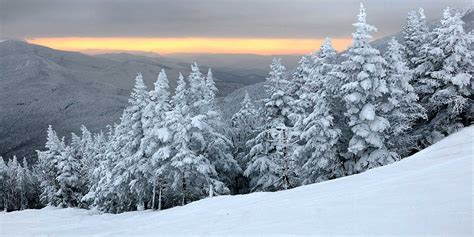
1 0 471 39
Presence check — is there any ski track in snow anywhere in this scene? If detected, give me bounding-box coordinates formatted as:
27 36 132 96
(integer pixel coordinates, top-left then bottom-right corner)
1 126 472 236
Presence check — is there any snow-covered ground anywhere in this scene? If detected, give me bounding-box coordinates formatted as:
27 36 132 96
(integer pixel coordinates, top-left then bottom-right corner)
1 127 472 236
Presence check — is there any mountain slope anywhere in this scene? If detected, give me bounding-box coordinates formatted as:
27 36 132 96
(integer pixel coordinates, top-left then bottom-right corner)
0 40 272 159
1 126 472 236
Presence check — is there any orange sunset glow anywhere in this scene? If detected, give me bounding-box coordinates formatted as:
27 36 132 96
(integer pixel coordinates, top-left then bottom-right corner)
27 37 352 55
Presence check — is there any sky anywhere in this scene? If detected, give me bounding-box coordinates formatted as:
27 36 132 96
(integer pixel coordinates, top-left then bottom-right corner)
1 0 471 55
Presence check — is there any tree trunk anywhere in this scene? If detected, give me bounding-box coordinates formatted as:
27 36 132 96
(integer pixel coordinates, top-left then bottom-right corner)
181 173 186 206
152 179 156 210
209 184 213 198
158 185 162 211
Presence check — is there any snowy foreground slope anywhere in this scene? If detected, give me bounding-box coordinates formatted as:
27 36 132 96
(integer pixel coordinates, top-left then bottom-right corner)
1 127 472 236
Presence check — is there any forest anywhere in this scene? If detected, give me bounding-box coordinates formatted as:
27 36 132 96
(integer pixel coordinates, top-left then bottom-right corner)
0 5 472 213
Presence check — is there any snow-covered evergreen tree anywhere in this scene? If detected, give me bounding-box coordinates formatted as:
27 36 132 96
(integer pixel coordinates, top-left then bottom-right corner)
403 8 430 69
166 74 228 205
183 64 240 193
0 158 7 211
338 4 398 174
56 146 83 207
37 125 66 206
86 73 150 212
383 38 427 155
231 92 261 166
244 58 299 191
206 68 218 100
6 157 22 210
416 8 473 145
113 73 150 210
141 69 172 209
289 55 313 122
297 92 342 184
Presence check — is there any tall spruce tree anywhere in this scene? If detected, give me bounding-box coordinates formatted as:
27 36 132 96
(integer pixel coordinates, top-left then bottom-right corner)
244 59 298 191
166 73 227 205
37 125 66 206
338 4 397 173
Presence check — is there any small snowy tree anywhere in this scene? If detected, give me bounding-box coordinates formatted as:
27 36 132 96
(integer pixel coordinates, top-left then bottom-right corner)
206 68 218 100
0 158 7 211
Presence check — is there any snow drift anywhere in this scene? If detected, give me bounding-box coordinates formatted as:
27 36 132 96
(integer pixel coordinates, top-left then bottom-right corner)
1 126 472 236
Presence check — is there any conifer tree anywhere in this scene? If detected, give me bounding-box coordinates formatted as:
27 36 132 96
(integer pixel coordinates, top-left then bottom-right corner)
416 8 473 145
56 146 83 207
231 92 260 166
403 8 430 69
37 125 66 206
298 92 342 184
141 69 172 209
245 59 298 191
383 38 426 155
338 4 397 173
166 74 227 205
0 158 7 211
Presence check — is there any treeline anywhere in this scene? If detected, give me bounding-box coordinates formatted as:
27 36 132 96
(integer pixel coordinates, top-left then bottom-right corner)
1 5 471 212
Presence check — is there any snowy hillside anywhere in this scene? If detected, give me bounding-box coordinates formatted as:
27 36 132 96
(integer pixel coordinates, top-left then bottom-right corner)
0 40 271 160
1 126 472 236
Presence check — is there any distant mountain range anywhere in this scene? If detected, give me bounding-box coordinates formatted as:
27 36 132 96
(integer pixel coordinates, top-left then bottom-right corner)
0 40 300 160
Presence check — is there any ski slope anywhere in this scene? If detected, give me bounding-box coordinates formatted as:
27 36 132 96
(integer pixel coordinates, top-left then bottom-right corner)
1 127 472 236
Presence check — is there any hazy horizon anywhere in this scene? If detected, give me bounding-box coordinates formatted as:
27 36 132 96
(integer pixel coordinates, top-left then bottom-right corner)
2 0 471 55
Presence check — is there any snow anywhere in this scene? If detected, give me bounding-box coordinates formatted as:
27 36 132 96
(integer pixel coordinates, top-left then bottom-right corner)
1 127 473 236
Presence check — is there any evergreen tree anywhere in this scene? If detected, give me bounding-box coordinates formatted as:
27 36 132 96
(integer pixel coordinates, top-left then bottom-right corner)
0 158 7 211
56 146 83 207
6 157 21 210
403 8 430 69
166 74 227 205
113 73 150 211
289 55 313 126
338 4 397 173
185 64 240 194
417 8 473 145
87 73 150 212
37 125 66 206
231 92 260 166
244 59 298 191
206 68 218 100
383 38 427 155
141 69 172 209
298 92 342 184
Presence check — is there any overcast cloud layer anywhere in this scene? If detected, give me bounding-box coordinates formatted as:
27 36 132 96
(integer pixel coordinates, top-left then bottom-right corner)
1 0 471 39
